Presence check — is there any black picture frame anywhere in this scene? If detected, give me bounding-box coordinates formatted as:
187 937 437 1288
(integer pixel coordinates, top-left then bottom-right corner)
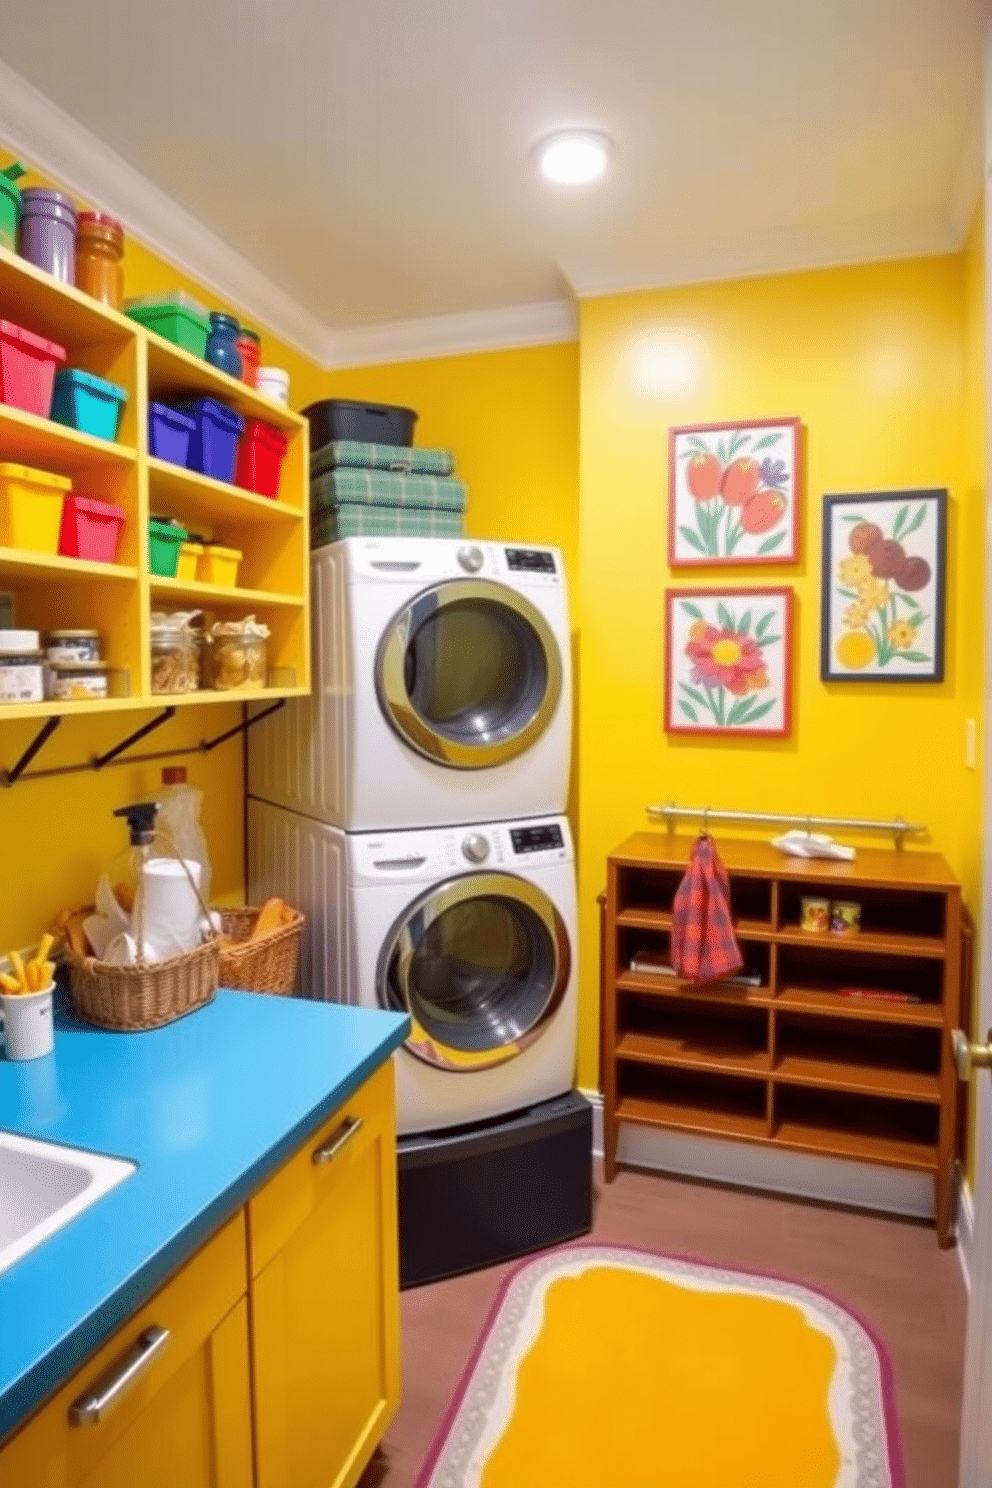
820 488 947 682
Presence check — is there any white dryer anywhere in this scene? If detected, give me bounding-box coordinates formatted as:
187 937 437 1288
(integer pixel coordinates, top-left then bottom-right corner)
247 800 578 1136
247 536 572 830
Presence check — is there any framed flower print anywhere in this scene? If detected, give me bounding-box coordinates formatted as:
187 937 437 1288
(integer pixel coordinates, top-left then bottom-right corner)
665 587 794 736
668 417 802 567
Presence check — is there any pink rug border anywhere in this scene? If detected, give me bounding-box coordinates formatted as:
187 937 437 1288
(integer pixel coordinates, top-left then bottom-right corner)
413 1240 906 1488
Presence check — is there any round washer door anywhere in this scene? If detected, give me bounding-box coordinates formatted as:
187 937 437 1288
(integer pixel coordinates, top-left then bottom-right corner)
375 579 563 769
377 872 572 1071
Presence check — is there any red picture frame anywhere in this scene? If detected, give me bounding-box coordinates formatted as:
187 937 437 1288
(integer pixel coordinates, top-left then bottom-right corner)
668 416 802 568
665 586 795 737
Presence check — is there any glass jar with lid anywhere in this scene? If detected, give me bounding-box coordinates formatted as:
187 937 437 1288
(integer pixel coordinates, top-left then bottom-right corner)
0 630 44 703
150 610 203 694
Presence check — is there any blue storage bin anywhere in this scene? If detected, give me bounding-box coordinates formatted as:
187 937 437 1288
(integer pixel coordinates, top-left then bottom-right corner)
51 368 128 441
149 402 195 467
177 396 245 483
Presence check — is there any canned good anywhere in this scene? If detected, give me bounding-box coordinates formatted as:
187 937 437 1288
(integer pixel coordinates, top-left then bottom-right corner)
45 628 102 663
0 630 44 702
831 900 861 935
46 660 109 700
800 897 830 933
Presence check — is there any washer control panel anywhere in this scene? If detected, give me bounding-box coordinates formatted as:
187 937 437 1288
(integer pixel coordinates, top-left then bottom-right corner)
457 544 485 572
505 547 557 574
510 823 565 854
461 832 490 863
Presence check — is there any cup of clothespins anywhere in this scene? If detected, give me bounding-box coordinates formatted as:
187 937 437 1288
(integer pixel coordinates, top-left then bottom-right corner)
0 935 56 1060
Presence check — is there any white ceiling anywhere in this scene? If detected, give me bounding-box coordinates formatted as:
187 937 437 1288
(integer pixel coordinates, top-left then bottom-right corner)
0 1 985 364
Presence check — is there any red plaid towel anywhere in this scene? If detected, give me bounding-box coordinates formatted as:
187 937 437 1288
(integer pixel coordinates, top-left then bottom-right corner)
670 835 743 983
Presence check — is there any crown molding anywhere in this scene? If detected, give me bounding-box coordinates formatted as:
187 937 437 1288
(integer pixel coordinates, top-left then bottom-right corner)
325 298 578 369
947 96 985 244
0 59 336 365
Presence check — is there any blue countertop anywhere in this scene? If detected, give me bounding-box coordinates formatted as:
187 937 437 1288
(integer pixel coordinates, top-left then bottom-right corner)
0 990 410 1440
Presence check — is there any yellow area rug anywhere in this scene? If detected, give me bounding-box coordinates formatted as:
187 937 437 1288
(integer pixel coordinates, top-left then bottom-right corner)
415 1245 903 1488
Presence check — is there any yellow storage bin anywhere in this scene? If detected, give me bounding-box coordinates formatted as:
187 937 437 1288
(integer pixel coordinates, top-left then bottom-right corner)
0 463 72 552
196 543 242 587
176 540 204 581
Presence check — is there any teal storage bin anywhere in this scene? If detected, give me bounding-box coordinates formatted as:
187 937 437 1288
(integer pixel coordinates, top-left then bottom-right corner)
51 369 127 442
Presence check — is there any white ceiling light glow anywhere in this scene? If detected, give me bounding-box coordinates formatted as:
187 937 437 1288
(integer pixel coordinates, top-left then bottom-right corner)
535 130 612 186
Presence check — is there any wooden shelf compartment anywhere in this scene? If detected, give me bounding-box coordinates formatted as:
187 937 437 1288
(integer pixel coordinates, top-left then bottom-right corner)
776 925 946 959
771 1011 941 1103
145 335 306 436
156 685 310 709
616 907 775 940
149 576 305 609
147 458 303 526
616 1063 769 1144
0 243 136 352
617 924 772 989
775 940 945 1007
148 602 310 701
0 547 137 584
777 878 947 944
617 971 773 1008
771 1084 940 1173
615 862 774 929
775 987 944 1028
0 402 137 478
617 992 770 1079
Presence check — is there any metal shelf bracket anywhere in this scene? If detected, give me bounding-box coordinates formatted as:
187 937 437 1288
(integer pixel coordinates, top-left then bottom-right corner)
1 716 63 787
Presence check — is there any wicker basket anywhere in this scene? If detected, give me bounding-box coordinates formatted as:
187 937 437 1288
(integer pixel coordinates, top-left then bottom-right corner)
218 906 304 995
68 936 219 1031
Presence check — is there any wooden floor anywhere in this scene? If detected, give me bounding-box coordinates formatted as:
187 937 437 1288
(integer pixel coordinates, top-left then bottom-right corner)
363 1163 967 1488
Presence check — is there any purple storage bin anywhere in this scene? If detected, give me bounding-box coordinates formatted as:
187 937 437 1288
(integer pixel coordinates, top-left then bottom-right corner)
176 397 245 483
149 402 196 467
19 189 78 284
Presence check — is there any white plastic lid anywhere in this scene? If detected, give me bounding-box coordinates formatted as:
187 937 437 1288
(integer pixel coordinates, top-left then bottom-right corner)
256 367 289 385
0 630 40 654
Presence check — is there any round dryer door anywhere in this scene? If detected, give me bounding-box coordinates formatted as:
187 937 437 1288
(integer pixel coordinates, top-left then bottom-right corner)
377 872 571 1071
375 579 563 769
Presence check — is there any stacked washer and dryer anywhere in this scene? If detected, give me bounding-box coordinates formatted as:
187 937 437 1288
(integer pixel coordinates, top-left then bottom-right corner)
247 536 591 1284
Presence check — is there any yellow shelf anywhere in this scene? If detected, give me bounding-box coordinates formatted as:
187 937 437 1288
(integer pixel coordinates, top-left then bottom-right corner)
0 243 136 348
148 457 303 526
145 336 306 433
0 403 136 477
0 547 138 583
159 686 309 709
149 576 305 608
0 694 142 721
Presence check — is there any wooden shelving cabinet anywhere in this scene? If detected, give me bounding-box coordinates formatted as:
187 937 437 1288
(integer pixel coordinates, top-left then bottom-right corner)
0 243 310 718
601 833 965 1247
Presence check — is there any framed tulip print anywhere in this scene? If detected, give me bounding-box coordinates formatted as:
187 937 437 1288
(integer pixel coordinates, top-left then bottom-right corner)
821 489 946 682
665 587 794 736
668 416 801 567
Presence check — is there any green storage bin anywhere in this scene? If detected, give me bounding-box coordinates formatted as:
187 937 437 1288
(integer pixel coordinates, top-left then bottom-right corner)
125 292 210 359
311 504 464 547
148 518 188 576
0 162 26 253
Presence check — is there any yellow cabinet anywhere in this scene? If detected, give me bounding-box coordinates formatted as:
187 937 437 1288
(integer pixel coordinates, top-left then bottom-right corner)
0 1212 252 1487
249 1060 402 1488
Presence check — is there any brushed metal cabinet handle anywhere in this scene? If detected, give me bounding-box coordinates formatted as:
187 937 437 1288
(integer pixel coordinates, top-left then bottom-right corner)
312 1116 363 1166
68 1325 170 1426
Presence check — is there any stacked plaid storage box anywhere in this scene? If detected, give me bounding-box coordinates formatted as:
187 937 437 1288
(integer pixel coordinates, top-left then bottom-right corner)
310 440 468 547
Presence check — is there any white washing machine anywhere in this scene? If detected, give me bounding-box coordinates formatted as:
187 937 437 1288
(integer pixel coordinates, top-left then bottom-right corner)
247 536 572 831
247 799 578 1136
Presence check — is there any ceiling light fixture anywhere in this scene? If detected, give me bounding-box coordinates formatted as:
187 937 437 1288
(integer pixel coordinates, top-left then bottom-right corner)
535 130 612 186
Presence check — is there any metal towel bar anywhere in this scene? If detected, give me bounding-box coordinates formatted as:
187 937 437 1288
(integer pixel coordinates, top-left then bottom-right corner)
647 802 927 850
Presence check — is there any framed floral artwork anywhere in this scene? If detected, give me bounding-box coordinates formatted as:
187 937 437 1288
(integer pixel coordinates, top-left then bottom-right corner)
668 416 801 567
665 587 794 736
821 489 947 682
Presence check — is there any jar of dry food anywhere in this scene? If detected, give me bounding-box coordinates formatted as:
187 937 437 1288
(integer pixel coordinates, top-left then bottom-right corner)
75 213 125 309
46 660 109 700
205 615 270 691
0 630 44 703
45 628 102 663
150 611 203 694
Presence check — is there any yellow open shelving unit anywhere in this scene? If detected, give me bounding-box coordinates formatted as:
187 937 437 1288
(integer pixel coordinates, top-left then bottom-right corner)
0 244 310 720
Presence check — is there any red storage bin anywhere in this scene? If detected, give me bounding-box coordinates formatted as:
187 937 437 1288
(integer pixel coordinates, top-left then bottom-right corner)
58 495 125 562
235 419 288 498
0 319 67 417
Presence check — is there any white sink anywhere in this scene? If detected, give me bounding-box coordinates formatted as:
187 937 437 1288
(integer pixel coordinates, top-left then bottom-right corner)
0 1130 135 1277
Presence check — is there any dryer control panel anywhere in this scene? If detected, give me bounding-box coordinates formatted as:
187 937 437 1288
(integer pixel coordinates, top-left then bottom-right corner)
510 823 565 854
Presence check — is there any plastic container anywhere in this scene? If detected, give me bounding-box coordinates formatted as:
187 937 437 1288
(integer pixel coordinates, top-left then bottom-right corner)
19 188 78 283
148 402 195 466
45 630 101 662
58 495 126 562
157 766 212 907
148 519 188 577
0 631 44 703
256 367 289 404
0 463 72 551
150 611 203 694
235 419 288 498
176 540 205 581
177 397 245 482
235 329 260 387
196 543 242 587
125 293 211 358
300 398 417 452
51 369 128 441
205 615 270 690
75 212 125 309
205 312 242 378
0 320 66 417
46 660 110 700
0 161 26 252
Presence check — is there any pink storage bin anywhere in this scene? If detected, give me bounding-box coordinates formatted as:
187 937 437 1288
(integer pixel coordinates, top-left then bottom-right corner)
0 319 67 417
58 495 126 563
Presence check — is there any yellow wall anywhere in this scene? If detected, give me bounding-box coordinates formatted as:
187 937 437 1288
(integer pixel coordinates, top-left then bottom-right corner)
577 255 978 1085
0 152 325 951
